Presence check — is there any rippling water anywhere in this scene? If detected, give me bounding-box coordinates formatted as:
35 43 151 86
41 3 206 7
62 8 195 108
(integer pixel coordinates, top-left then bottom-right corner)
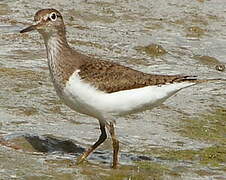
0 0 226 179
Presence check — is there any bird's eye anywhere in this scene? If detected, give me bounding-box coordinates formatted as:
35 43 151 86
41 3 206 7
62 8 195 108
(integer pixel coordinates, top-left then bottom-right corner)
49 12 57 21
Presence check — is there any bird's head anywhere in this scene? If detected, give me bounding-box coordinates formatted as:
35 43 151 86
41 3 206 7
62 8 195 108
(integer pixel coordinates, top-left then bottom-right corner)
20 9 65 38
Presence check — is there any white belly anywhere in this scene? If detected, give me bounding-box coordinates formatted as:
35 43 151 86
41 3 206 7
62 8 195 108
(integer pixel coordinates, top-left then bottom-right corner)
62 71 195 119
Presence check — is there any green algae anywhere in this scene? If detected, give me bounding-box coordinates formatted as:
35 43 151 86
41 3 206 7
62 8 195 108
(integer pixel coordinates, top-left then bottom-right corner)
161 146 225 167
177 108 226 144
134 162 176 180
170 108 226 168
140 145 225 169
136 108 226 169
96 162 174 180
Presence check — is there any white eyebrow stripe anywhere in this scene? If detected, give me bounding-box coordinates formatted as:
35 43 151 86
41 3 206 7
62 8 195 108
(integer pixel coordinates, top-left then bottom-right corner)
43 14 49 21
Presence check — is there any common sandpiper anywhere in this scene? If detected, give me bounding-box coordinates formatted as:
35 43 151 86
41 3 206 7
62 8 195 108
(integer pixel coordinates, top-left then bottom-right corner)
20 8 223 168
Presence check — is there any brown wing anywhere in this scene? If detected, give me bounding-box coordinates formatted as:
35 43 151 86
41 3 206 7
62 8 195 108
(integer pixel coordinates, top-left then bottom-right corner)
78 58 197 93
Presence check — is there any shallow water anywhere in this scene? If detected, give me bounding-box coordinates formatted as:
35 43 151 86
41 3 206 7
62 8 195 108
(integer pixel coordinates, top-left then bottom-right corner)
0 0 226 179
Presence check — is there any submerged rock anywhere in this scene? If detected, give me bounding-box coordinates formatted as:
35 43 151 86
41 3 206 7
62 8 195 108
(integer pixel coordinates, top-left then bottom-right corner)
144 44 167 57
193 55 225 71
1 133 84 154
186 26 205 37
135 44 167 57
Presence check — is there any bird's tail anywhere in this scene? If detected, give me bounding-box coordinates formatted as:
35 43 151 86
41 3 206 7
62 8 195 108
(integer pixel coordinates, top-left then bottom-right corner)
182 76 226 84
196 78 226 84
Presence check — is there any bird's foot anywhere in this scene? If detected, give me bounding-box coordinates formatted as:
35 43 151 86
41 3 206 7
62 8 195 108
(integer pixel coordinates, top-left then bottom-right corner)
76 150 90 165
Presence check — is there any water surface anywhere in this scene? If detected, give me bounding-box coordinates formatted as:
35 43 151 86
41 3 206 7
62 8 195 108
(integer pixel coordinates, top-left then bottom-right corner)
0 0 226 179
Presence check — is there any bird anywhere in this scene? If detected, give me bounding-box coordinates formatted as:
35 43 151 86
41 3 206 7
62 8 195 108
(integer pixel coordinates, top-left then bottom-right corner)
20 8 222 168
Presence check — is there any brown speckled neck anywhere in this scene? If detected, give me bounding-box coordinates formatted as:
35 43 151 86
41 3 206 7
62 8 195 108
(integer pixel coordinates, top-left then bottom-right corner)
45 34 70 92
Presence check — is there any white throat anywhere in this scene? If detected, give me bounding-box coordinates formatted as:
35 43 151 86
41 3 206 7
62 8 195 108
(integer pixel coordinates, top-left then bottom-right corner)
46 36 62 62
45 35 65 94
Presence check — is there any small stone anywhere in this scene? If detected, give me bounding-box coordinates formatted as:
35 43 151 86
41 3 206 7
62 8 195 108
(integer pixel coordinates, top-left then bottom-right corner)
215 64 225 72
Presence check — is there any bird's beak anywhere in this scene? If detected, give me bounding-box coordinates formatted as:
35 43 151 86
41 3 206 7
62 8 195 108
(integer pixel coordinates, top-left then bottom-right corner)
20 22 43 33
20 24 36 33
